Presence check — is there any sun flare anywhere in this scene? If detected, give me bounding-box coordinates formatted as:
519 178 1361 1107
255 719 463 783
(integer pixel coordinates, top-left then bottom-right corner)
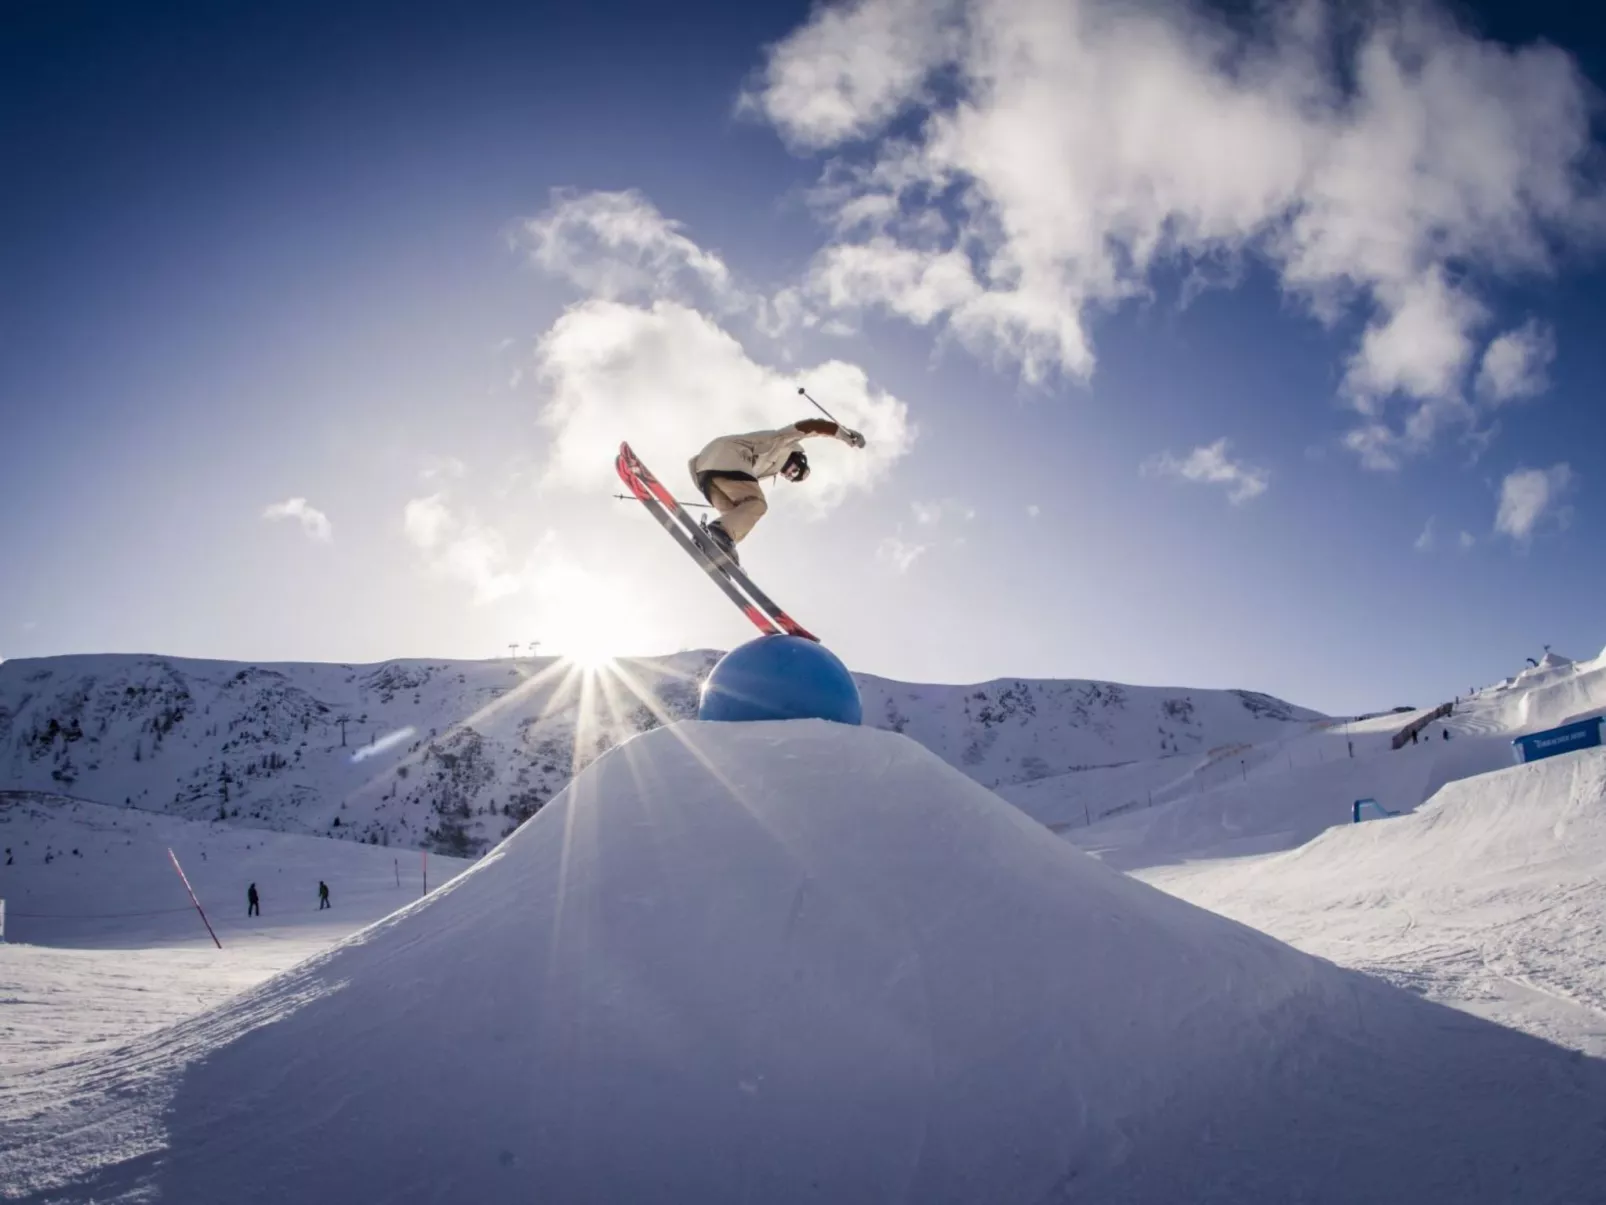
560 642 617 671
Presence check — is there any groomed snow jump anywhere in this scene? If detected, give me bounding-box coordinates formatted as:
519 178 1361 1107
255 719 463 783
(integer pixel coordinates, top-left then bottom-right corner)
7 723 1606 1203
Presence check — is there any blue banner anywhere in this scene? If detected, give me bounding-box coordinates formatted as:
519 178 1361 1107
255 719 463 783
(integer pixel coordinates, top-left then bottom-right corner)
1512 717 1605 764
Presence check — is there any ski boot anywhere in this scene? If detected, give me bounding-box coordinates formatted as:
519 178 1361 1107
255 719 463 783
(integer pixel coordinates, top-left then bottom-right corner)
701 518 740 567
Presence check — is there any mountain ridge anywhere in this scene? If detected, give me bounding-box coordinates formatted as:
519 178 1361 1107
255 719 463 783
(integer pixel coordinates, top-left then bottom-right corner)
0 651 1324 856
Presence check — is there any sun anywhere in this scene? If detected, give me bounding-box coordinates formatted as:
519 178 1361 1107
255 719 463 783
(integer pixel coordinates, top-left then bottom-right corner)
524 559 659 672
544 614 622 670
560 640 617 671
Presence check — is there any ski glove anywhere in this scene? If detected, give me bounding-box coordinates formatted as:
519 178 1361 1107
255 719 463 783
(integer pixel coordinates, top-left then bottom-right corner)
839 428 867 449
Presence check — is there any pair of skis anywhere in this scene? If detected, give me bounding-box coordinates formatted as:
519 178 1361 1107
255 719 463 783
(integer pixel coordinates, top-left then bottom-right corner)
615 442 818 641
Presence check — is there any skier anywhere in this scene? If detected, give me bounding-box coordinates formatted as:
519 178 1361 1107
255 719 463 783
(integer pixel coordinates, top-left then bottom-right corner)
247 882 260 917
318 880 331 910
687 418 866 565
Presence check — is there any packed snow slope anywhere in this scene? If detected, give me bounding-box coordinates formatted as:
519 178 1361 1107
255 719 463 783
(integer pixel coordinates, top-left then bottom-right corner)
0 792 468 949
6 723 1604 1204
1003 644 1606 1056
1146 742 1606 1057
0 794 472 1071
0 652 1320 855
1012 644 1606 868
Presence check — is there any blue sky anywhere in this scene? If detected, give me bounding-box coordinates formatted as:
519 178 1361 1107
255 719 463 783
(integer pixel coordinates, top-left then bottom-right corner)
2 0 1603 715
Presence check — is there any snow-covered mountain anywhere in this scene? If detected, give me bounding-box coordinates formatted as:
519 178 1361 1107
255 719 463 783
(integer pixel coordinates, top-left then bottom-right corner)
0 653 1322 856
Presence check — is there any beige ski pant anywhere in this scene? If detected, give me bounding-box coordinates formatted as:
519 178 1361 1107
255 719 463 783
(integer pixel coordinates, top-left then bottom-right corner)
707 477 768 543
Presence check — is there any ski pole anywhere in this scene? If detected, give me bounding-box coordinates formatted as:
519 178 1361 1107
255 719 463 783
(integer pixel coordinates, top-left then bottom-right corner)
612 493 715 510
797 385 841 425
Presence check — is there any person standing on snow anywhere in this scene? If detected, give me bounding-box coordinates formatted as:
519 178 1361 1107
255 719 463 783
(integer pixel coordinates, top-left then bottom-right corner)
687 418 866 565
247 882 260 917
318 880 331 910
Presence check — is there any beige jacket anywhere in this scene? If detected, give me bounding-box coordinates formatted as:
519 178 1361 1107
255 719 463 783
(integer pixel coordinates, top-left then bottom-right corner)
688 419 841 487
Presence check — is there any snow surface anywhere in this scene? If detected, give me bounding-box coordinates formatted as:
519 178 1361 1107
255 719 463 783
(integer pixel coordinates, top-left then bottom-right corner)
5 722 1606 1203
1142 748 1606 1056
0 653 1322 855
1036 646 1606 1058
1017 645 1606 861
0 794 471 1071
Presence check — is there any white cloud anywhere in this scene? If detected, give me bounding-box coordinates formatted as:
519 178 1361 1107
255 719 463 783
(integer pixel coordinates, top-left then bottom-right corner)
1494 464 1574 542
400 503 659 653
752 0 1603 461
517 190 915 514
533 298 912 513
1143 439 1269 505
911 498 975 525
1476 319 1556 405
1414 516 1436 552
740 0 963 149
1343 270 1485 412
517 189 739 309
805 240 982 329
1458 529 1476 551
263 497 333 543
403 494 521 603
420 456 466 483
1026 504 1040 518
877 534 930 572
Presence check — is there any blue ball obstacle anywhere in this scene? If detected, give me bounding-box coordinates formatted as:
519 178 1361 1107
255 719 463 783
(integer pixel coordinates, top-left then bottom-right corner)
699 635 862 725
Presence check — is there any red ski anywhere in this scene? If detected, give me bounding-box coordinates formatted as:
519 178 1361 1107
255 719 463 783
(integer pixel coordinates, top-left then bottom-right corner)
615 442 818 641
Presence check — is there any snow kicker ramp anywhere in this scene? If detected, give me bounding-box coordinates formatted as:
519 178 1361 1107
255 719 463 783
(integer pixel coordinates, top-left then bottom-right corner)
8 724 1606 1204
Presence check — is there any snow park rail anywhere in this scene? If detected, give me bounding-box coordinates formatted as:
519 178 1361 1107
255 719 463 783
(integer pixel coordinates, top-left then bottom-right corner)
1352 798 1400 823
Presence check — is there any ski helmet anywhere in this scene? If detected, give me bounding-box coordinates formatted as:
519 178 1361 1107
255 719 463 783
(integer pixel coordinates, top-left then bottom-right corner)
781 449 810 482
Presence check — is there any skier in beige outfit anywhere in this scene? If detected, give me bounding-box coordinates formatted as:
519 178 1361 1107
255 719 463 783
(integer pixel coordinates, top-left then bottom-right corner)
687 418 866 565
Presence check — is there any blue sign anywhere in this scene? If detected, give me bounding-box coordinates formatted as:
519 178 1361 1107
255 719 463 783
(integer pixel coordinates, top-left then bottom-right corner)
1512 717 1605 765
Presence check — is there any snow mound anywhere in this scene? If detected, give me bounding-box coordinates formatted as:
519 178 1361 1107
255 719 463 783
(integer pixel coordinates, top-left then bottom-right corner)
9 724 1605 1203
1144 748 1606 1055
1479 648 1606 735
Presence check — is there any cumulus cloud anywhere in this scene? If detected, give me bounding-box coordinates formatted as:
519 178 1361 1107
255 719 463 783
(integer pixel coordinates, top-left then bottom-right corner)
516 189 915 512
750 0 1603 462
1458 529 1476 551
1476 319 1557 405
403 494 522 602
740 0 963 149
1143 438 1269 504
263 498 333 543
1494 464 1574 542
517 189 739 309
1414 516 1436 552
533 298 912 512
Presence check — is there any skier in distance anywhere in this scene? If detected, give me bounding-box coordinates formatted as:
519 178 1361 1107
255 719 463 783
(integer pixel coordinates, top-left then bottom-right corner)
687 418 865 565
